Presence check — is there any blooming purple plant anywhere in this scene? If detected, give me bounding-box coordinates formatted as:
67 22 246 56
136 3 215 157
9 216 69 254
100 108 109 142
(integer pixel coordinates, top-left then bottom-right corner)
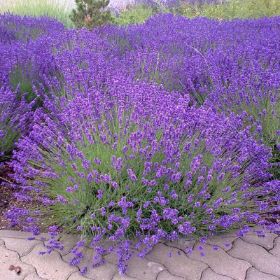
1 13 279 276
0 14 65 42
9 74 278 273
103 14 280 177
0 15 65 160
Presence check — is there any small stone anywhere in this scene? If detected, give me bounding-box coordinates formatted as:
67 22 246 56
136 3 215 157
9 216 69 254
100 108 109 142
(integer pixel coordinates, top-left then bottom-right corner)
165 239 196 251
0 245 34 280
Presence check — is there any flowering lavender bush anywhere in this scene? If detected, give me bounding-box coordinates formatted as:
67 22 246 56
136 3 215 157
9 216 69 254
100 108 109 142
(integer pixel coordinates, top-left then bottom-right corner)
1 13 279 276
104 14 280 177
9 74 279 272
0 14 64 42
0 86 32 161
0 15 64 160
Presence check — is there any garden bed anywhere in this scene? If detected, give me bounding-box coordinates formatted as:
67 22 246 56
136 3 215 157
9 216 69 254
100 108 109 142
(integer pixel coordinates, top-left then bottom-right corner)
0 10 279 275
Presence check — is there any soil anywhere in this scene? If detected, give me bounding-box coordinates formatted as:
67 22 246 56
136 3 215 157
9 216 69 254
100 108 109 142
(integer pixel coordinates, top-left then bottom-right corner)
0 163 47 232
0 163 26 230
0 164 14 229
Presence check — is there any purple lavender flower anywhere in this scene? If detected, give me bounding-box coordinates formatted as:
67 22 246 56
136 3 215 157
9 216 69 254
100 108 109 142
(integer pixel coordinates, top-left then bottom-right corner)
2 13 280 275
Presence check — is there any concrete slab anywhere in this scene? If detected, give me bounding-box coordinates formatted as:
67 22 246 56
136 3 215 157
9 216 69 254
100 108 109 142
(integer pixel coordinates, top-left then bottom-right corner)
0 245 35 280
190 243 251 280
22 244 78 280
0 229 279 280
228 239 280 278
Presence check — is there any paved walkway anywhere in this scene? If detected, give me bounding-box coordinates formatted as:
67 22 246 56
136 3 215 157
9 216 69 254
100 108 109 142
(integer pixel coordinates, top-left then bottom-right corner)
0 230 280 280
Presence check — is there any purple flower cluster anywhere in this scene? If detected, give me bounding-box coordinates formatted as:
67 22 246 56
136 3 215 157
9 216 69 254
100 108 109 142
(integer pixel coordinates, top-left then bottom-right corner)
105 14 280 176
0 15 65 160
1 14 279 275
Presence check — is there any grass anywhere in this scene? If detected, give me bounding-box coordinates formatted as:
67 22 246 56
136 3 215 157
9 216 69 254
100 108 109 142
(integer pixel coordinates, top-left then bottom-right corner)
110 0 280 26
176 0 280 19
0 0 74 28
113 5 155 25
114 0 280 25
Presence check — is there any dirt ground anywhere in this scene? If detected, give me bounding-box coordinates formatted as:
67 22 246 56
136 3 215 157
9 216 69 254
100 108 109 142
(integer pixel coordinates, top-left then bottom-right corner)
0 164 14 229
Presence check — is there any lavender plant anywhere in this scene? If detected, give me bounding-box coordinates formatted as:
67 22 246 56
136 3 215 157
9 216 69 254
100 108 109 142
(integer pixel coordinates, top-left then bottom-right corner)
9 75 278 273
0 15 64 160
104 14 280 177
0 86 32 162
1 13 280 276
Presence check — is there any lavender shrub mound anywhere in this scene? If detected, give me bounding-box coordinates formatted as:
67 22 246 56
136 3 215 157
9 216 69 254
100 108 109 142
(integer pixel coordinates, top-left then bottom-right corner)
0 86 33 162
0 15 65 160
0 14 279 275
9 78 278 273
104 14 280 177
0 14 65 42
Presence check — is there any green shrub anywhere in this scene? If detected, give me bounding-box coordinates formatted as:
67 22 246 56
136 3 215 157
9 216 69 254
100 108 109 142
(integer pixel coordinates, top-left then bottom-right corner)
70 0 112 29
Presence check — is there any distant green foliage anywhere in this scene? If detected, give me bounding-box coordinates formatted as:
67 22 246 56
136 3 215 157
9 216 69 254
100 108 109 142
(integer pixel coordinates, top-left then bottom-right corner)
70 0 112 29
114 0 280 26
114 5 156 25
2 0 280 29
0 0 74 28
177 0 280 19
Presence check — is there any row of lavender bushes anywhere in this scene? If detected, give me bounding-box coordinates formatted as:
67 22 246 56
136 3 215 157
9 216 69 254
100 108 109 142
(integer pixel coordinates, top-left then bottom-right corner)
0 13 279 275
